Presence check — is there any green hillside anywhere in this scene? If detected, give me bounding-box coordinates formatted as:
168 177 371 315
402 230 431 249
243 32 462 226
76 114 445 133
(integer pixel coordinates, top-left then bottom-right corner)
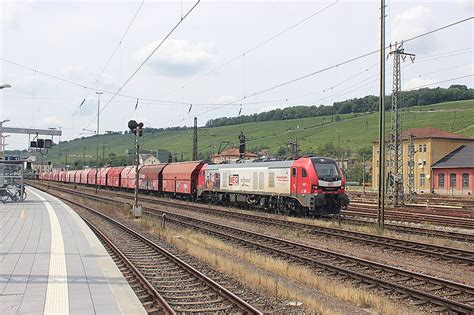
39 99 474 166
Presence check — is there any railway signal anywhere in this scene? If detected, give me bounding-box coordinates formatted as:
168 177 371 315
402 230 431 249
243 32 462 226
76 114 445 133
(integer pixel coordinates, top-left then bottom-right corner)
128 120 144 218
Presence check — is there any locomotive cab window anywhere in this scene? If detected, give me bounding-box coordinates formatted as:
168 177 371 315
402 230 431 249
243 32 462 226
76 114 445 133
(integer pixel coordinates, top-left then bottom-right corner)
302 169 307 177
292 168 296 177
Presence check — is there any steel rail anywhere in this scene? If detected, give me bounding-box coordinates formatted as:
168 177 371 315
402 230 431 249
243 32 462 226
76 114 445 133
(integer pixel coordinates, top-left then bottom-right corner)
140 207 474 314
33 183 474 314
139 197 474 265
57 195 263 315
83 217 175 314
32 180 474 241
342 207 474 229
31 181 474 251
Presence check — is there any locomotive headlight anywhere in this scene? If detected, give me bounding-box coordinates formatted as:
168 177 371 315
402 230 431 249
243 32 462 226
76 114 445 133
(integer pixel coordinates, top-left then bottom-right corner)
312 185 318 190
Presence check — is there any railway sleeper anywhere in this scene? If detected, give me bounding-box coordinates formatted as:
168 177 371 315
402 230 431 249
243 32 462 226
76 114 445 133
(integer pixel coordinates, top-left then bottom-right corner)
443 290 462 297
170 297 225 306
161 288 209 295
152 276 195 282
162 293 218 300
172 305 234 313
155 282 203 289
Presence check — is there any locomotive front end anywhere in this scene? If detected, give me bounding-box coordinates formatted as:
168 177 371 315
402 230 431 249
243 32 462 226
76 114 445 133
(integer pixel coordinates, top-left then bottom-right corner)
310 157 349 215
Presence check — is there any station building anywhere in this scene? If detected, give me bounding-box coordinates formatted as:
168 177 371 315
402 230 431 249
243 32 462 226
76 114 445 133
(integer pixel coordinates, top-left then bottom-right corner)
372 127 474 194
432 145 473 195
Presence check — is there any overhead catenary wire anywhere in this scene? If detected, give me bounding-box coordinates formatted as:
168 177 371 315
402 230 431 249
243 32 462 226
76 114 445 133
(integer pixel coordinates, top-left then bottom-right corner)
98 0 145 86
3 48 471 108
157 0 340 100
75 0 145 118
165 16 473 127
84 0 201 130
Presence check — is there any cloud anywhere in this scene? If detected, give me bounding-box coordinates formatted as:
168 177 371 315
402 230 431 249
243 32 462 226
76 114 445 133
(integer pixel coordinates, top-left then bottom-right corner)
209 95 235 104
136 39 217 77
0 2 33 32
404 77 435 90
41 115 61 126
61 65 119 91
391 5 436 53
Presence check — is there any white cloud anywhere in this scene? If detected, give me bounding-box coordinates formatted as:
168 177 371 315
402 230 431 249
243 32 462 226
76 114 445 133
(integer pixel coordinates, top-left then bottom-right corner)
209 95 235 104
62 65 87 81
61 65 118 90
404 77 435 90
136 39 217 77
0 2 33 32
391 5 435 53
41 115 61 126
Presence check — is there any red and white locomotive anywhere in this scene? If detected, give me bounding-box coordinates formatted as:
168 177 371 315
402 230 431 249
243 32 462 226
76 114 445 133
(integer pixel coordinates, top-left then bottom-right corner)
198 157 348 216
39 156 349 217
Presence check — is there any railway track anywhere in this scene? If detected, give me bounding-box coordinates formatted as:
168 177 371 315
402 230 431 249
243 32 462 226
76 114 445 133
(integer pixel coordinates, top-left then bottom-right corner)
132 195 474 265
32 181 474 253
335 216 474 243
83 217 174 314
348 192 474 210
35 180 474 241
343 205 474 229
34 183 474 313
62 196 262 314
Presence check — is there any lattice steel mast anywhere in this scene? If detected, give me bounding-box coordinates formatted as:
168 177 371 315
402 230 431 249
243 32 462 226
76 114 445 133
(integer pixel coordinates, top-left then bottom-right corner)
387 42 415 206
193 117 198 161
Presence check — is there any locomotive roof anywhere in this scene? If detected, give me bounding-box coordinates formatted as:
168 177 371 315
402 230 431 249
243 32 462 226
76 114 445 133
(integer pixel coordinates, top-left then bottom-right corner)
206 160 293 170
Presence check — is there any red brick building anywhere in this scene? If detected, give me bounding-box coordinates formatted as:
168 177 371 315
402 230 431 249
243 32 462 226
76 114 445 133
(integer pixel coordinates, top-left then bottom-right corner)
432 145 473 195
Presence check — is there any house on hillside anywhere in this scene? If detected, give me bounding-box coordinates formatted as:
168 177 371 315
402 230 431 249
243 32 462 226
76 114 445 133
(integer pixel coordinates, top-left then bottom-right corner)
139 154 160 165
432 145 473 195
372 127 474 193
211 148 257 164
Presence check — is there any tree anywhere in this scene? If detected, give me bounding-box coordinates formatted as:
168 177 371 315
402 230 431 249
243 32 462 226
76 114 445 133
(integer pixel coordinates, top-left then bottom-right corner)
277 146 288 157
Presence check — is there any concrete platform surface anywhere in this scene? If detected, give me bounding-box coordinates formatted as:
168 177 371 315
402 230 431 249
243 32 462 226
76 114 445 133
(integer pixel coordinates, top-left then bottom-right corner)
0 186 146 315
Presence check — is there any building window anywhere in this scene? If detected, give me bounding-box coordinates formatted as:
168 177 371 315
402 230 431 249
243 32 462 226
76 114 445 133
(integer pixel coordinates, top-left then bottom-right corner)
302 169 307 177
423 144 427 152
438 173 445 188
462 173 469 189
450 173 457 189
419 173 426 186
418 144 422 152
423 160 427 166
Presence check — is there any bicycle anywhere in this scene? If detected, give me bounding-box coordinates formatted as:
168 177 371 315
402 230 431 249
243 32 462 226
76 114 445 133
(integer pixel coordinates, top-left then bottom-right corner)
0 184 27 203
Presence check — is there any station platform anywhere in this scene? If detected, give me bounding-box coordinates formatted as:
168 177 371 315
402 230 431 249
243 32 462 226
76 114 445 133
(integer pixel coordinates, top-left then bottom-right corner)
1 186 146 315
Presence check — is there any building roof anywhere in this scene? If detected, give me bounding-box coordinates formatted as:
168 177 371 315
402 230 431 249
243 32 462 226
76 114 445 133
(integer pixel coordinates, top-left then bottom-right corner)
432 145 474 169
373 127 474 143
214 148 257 158
401 127 473 141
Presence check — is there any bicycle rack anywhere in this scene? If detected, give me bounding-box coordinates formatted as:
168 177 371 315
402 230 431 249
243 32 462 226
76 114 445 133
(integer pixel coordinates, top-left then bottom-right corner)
0 160 25 202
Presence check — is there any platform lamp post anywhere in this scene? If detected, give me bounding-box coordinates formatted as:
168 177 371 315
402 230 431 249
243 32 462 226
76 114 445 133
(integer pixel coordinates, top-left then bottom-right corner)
128 120 143 218
1 135 10 151
0 119 11 160
95 91 103 194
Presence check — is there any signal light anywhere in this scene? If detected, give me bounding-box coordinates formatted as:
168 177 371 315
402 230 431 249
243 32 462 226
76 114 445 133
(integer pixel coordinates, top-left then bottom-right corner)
128 120 144 137
44 139 52 149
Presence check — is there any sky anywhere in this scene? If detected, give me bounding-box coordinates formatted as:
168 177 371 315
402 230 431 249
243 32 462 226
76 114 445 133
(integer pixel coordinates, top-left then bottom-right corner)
1 0 473 150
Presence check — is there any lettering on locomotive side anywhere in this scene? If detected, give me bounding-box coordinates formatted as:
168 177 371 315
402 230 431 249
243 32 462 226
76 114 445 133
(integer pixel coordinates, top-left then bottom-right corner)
276 175 289 182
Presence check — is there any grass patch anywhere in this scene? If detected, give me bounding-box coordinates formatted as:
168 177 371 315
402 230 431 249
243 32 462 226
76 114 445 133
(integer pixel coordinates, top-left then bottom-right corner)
39 99 474 162
142 215 407 314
